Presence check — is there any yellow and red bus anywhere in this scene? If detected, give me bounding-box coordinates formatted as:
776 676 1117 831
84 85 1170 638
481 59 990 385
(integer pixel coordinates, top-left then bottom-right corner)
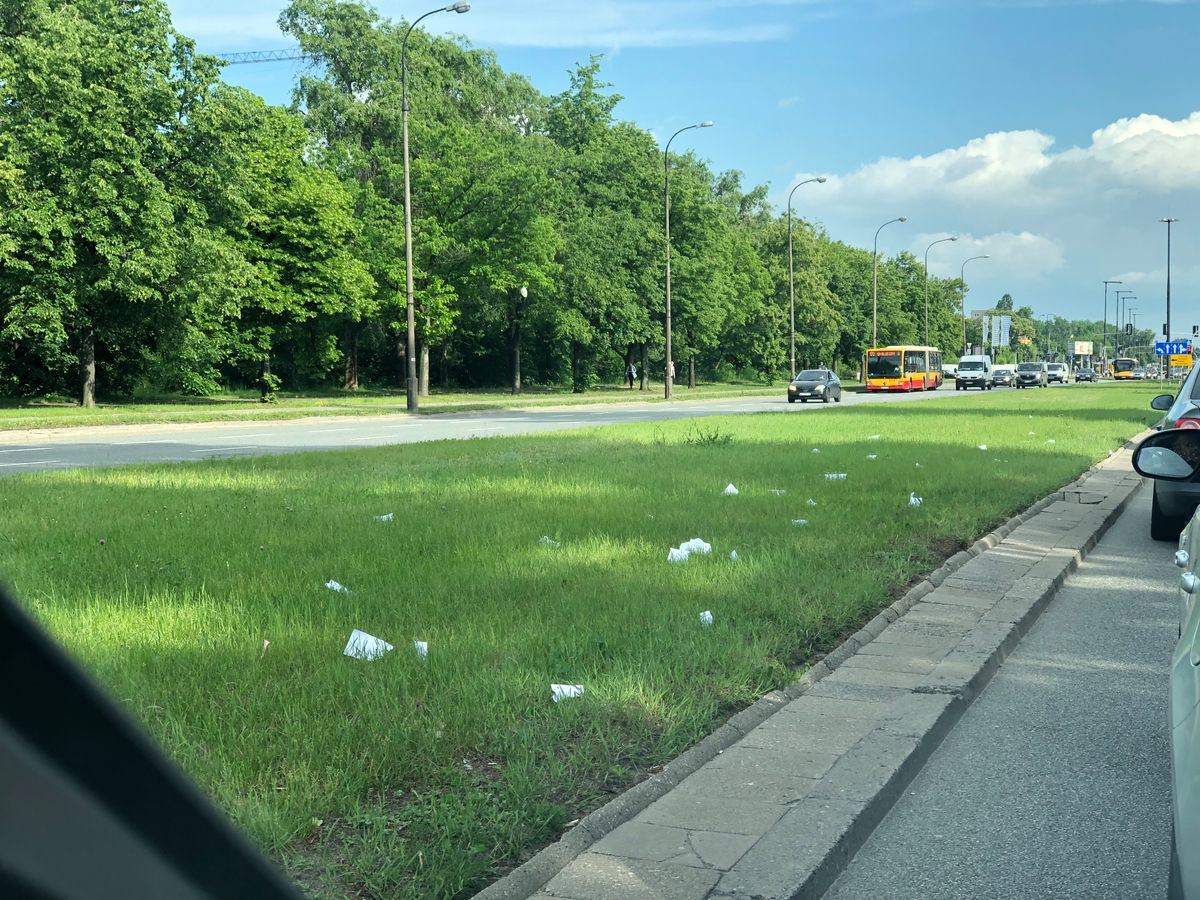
865 345 944 392
1112 357 1138 380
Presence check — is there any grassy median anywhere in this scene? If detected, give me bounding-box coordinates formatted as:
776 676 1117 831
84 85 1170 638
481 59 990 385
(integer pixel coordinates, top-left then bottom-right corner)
0 384 1161 898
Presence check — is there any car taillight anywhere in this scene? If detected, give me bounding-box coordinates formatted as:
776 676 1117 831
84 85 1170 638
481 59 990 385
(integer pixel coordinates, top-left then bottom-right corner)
1177 418 1200 430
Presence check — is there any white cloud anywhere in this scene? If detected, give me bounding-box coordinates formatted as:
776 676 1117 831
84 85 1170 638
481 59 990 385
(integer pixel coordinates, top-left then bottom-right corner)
915 231 1065 280
777 96 801 109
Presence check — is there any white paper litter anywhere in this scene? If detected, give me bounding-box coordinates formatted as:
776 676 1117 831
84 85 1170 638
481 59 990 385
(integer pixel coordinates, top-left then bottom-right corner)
769 489 787 496
723 483 739 495
811 448 821 454
260 639 270 659
824 473 847 480
1028 431 1036 436
699 610 714 625
807 498 818 506
343 629 393 661
909 492 923 507
373 513 394 522
868 434 881 440
551 684 584 702
977 444 988 451
1045 439 1056 444
540 535 561 548
915 463 924 468
325 580 351 594
680 538 712 554
729 550 739 561
866 454 877 460
413 640 429 658
667 547 690 563
792 518 809 527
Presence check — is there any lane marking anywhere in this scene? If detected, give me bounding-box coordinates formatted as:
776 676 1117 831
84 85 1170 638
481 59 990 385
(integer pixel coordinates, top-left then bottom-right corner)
189 446 259 453
112 439 176 445
0 447 51 453
0 459 61 467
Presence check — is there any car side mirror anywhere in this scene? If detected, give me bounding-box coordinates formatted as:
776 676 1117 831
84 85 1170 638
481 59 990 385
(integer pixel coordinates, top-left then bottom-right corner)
1133 430 1200 481
1152 394 1176 411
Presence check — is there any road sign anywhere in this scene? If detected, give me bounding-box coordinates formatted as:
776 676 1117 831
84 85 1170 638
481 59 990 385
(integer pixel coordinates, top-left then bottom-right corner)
1074 341 1093 355
1156 341 1193 356
1171 354 1194 369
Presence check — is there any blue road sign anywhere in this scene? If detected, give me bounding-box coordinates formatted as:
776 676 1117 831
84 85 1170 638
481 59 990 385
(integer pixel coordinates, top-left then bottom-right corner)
1157 341 1193 356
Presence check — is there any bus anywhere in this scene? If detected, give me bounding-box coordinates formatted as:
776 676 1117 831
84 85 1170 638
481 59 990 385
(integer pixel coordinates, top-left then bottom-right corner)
1112 357 1138 380
865 345 944 392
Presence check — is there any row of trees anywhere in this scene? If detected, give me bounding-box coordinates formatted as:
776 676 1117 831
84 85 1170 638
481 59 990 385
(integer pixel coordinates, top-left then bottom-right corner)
0 0 1081 404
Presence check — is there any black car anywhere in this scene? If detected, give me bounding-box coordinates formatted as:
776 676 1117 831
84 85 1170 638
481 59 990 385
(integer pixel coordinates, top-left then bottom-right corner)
992 367 1015 387
788 369 842 404
1076 368 1097 383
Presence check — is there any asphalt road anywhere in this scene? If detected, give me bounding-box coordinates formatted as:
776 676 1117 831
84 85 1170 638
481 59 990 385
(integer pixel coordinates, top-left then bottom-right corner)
825 483 1176 900
0 382 983 474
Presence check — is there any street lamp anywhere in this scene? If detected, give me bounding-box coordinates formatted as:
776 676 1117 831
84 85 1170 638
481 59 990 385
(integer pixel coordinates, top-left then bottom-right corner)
663 120 713 399
402 1 470 412
923 236 957 347
786 176 826 378
1162 217 1179 341
872 216 907 347
1115 290 1135 355
959 255 990 354
1102 279 1121 371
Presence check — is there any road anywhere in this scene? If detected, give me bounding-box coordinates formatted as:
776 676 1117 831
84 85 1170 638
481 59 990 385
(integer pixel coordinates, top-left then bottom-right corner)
824 483 1176 900
0 383 977 474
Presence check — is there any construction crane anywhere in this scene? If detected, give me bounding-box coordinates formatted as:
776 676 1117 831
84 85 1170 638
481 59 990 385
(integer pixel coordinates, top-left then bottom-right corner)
216 49 305 65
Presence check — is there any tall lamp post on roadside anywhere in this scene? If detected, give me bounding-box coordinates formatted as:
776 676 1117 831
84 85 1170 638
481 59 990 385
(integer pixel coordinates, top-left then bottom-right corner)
786 176 827 379
1162 217 1179 342
1115 291 1135 356
1102 279 1121 373
663 120 713 399
402 1 470 413
923 236 958 347
872 216 907 347
959 255 989 354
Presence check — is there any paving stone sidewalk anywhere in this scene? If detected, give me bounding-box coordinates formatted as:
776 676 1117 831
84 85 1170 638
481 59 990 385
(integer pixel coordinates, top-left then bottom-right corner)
477 449 1144 900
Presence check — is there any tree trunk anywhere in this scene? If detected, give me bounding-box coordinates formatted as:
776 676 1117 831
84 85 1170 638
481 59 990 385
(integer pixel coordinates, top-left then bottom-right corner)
343 326 359 391
510 321 522 395
440 344 450 389
80 325 96 408
640 343 648 391
688 354 696 389
419 343 430 397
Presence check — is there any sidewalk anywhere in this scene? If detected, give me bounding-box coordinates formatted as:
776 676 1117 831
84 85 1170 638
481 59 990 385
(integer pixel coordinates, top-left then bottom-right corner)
478 447 1145 900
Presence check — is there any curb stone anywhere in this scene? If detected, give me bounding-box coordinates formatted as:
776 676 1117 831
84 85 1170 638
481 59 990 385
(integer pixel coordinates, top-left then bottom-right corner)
474 440 1149 900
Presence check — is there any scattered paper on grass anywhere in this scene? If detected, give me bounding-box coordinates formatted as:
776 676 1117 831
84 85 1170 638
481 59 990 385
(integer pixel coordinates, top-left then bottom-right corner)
792 518 809 527
769 489 787 495
413 640 429 658
723 483 739 496
807 498 818 506
1045 439 1056 444
325 580 351 594
1028 431 1036 436
551 684 584 702
824 473 847 480
373 513 394 522
866 454 878 460
699 610 714 625
868 434 881 441
811 448 821 454
915 463 924 468
540 535 561 548
909 492 923 507
977 444 988 451
729 550 739 561
667 547 689 563
344 629 393 661
260 639 270 659
680 538 712 554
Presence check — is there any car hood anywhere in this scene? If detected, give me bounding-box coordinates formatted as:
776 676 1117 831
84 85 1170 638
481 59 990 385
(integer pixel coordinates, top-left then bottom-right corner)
792 380 828 389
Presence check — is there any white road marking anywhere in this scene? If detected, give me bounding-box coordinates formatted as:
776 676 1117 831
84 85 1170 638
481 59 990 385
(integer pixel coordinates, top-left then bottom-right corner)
0 459 61 467
189 446 260 453
0 447 51 453
112 439 177 445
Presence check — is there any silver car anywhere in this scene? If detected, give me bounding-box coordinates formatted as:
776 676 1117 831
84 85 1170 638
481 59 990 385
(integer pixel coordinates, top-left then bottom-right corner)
1148 368 1200 540
1132 429 1200 898
788 369 842 404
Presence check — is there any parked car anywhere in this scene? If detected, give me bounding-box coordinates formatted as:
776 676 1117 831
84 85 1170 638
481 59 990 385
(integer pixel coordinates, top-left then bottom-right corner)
941 364 958 380
787 368 842 404
1146 367 1200 539
1133 367 1148 380
955 355 993 391
1130 428 1200 898
992 365 1016 387
1076 368 1097 383
1046 363 1068 383
1015 361 1048 388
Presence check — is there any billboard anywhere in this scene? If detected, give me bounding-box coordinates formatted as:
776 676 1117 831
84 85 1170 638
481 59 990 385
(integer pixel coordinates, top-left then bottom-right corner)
1073 341 1093 356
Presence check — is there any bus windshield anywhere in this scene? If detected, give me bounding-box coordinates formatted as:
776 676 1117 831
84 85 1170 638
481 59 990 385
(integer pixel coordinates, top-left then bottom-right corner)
1114 358 1137 371
867 352 901 378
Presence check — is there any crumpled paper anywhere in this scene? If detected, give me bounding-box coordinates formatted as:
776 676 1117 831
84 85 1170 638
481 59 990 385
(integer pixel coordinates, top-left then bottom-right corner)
413 640 429 658
824 473 847 480
699 610 714 625
729 550 739 561
868 434 881 440
792 519 808 527
811 447 821 454
866 454 878 460
723 483 739 495
325 580 351 594
551 684 584 702
807 498 818 506
909 492 923 507
343 629 393 661
373 513 394 522
540 535 561 548
668 537 713 563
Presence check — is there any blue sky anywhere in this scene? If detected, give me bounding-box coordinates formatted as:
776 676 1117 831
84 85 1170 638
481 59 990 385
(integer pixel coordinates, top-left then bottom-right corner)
172 0 1200 337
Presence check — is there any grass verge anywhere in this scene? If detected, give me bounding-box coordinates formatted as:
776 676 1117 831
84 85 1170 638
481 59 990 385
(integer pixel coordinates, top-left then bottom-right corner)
0 384 1161 898
0 382 788 431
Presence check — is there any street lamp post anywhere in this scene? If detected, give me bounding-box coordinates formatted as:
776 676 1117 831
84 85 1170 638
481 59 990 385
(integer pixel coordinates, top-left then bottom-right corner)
1102 279 1121 372
1162 218 1179 342
872 216 908 347
923 236 958 347
1115 290 1135 356
663 120 713 400
786 177 827 378
402 1 470 413
959 255 990 354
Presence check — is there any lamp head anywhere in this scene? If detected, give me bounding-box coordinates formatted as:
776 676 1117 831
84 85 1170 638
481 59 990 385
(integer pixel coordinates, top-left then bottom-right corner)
698 120 714 128
898 216 908 223
446 0 470 12
519 286 528 298
816 176 827 183
949 235 958 241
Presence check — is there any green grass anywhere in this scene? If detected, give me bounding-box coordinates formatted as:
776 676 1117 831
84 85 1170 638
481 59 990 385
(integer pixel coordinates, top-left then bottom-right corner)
0 384 1161 898
0 381 789 431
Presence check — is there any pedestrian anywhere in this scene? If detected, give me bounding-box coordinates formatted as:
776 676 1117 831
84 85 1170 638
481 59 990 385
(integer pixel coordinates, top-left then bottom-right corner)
626 360 637 389
668 360 676 381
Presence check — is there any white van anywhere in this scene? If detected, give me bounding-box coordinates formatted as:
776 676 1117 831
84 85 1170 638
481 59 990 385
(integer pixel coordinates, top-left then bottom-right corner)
955 355 993 391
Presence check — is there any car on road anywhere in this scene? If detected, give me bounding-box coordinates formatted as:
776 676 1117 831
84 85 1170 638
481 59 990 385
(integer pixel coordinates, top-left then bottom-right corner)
787 369 842 404
1133 367 1148 380
1046 363 1068 384
991 365 1015 387
941 364 957 380
955 355 993 391
1146 367 1200 540
1075 368 1097 383
1131 428 1200 898
1015 361 1048 388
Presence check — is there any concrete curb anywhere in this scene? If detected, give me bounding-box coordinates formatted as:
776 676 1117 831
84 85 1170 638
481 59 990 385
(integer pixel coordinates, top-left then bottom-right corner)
474 440 1148 900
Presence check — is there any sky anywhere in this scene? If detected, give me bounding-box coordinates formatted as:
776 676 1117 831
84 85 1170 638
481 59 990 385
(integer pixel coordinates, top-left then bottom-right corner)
171 0 1200 337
